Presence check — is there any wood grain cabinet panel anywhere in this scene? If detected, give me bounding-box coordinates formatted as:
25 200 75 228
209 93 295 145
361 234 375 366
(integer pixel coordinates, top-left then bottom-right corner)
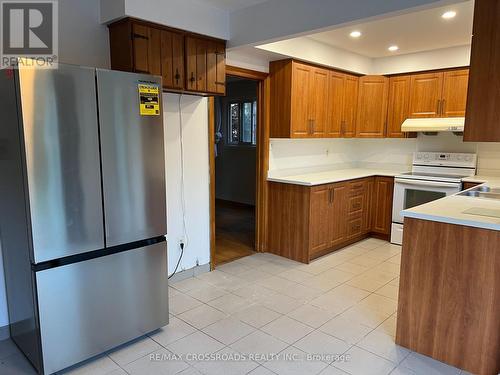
291 62 313 136
386 76 416 138
356 75 389 138
108 18 226 95
329 183 349 247
160 29 184 90
464 0 500 142
408 72 443 118
397 218 500 374
309 186 332 255
310 67 329 137
342 75 359 137
326 71 345 137
372 177 394 236
441 69 469 117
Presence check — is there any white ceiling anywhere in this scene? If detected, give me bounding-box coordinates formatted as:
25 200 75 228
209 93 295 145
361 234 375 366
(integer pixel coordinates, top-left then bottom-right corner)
197 0 269 11
307 1 474 58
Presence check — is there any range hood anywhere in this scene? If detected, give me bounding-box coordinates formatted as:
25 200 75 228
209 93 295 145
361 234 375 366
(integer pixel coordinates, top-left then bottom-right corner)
401 117 465 132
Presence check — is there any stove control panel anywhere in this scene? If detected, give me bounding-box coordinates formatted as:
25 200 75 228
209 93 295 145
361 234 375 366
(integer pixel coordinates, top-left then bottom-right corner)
413 152 477 168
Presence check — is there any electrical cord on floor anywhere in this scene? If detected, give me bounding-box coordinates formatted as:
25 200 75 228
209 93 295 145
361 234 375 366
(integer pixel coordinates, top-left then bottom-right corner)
168 94 188 279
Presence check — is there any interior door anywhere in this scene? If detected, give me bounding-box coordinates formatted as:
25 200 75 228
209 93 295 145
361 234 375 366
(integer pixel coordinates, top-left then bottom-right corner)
408 72 443 118
97 69 166 247
18 64 104 263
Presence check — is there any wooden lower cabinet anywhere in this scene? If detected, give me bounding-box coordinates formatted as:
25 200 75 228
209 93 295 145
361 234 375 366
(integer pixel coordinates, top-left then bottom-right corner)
397 218 500 374
462 181 482 190
268 176 393 263
372 176 394 237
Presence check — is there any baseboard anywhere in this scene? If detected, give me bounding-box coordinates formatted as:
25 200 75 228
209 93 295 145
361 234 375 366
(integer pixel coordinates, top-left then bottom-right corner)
0 324 10 340
168 262 210 283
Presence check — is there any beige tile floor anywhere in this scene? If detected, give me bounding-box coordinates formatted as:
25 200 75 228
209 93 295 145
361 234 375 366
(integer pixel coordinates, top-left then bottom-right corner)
0 239 471 375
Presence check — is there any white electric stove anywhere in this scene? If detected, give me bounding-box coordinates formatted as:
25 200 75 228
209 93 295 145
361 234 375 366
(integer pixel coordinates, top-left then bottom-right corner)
391 152 477 245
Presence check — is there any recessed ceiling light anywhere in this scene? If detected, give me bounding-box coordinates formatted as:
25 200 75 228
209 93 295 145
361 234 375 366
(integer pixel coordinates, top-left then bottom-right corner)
442 10 456 19
388 45 399 52
349 31 362 38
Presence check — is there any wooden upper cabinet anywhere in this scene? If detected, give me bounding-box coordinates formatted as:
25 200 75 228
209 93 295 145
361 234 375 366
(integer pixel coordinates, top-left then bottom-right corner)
408 72 443 118
356 75 389 138
465 0 500 142
386 76 415 138
291 62 313 136
160 29 184 90
441 69 469 117
342 75 359 137
108 18 226 95
131 24 161 75
327 71 344 137
310 67 329 137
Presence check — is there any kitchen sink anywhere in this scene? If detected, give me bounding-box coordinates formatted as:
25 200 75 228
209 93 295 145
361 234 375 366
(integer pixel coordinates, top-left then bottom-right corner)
458 186 500 199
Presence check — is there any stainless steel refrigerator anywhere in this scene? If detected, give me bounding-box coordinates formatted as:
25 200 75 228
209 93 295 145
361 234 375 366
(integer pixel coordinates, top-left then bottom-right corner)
0 61 168 374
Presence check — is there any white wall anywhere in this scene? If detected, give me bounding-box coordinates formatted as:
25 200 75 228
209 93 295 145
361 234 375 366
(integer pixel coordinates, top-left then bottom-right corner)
100 0 229 40
372 45 471 75
229 0 454 47
257 37 373 74
164 94 211 274
269 134 500 177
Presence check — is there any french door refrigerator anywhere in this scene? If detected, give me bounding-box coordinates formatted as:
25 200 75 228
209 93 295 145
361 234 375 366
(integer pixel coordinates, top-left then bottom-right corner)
0 61 168 374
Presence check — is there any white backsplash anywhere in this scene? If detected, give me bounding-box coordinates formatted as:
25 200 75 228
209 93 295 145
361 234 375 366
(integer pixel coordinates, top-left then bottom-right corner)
269 133 500 177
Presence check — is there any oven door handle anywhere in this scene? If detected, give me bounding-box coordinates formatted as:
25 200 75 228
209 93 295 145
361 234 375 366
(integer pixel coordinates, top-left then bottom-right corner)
395 178 460 189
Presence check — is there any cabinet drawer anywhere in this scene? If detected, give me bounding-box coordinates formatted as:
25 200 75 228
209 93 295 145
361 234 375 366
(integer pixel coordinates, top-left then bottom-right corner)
349 195 364 214
348 218 363 238
349 180 368 197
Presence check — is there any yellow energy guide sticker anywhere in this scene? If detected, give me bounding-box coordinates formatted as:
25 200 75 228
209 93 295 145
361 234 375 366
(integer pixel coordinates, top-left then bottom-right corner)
138 84 160 116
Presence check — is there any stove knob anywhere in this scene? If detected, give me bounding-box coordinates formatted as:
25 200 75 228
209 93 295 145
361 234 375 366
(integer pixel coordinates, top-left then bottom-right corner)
457 155 463 161
424 154 430 160
465 155 472 162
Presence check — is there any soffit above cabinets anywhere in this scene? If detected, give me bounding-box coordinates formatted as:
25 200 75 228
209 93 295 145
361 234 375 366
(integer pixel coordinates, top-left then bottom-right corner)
306 1 473 58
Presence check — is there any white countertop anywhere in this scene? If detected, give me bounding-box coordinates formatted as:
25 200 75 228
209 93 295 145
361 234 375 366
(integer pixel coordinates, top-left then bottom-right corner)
267 168 406 186
403 177 500 231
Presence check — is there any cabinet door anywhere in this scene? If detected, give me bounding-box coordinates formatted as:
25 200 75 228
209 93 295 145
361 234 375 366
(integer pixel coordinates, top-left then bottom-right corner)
196 38 207 92
215 41 226 95
185 36 197 91
441 69 469 117
309 186 332 255
160 30 184 90
363 178 374 233
309 67 329 137
291 63 312 137
327 71 345 137
386 76 412 138
329 183 348 247
355 75 389 138
372 177 394 236
464 1 500 142
342 75 358 137
408 72 443 118
132 24 161 75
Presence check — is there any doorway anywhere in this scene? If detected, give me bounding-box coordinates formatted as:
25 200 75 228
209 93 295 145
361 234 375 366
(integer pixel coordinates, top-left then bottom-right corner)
213 76 259 265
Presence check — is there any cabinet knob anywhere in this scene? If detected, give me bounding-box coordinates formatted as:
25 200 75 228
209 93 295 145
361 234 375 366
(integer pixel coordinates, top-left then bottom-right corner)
174 68 180 83
190 72 195 83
